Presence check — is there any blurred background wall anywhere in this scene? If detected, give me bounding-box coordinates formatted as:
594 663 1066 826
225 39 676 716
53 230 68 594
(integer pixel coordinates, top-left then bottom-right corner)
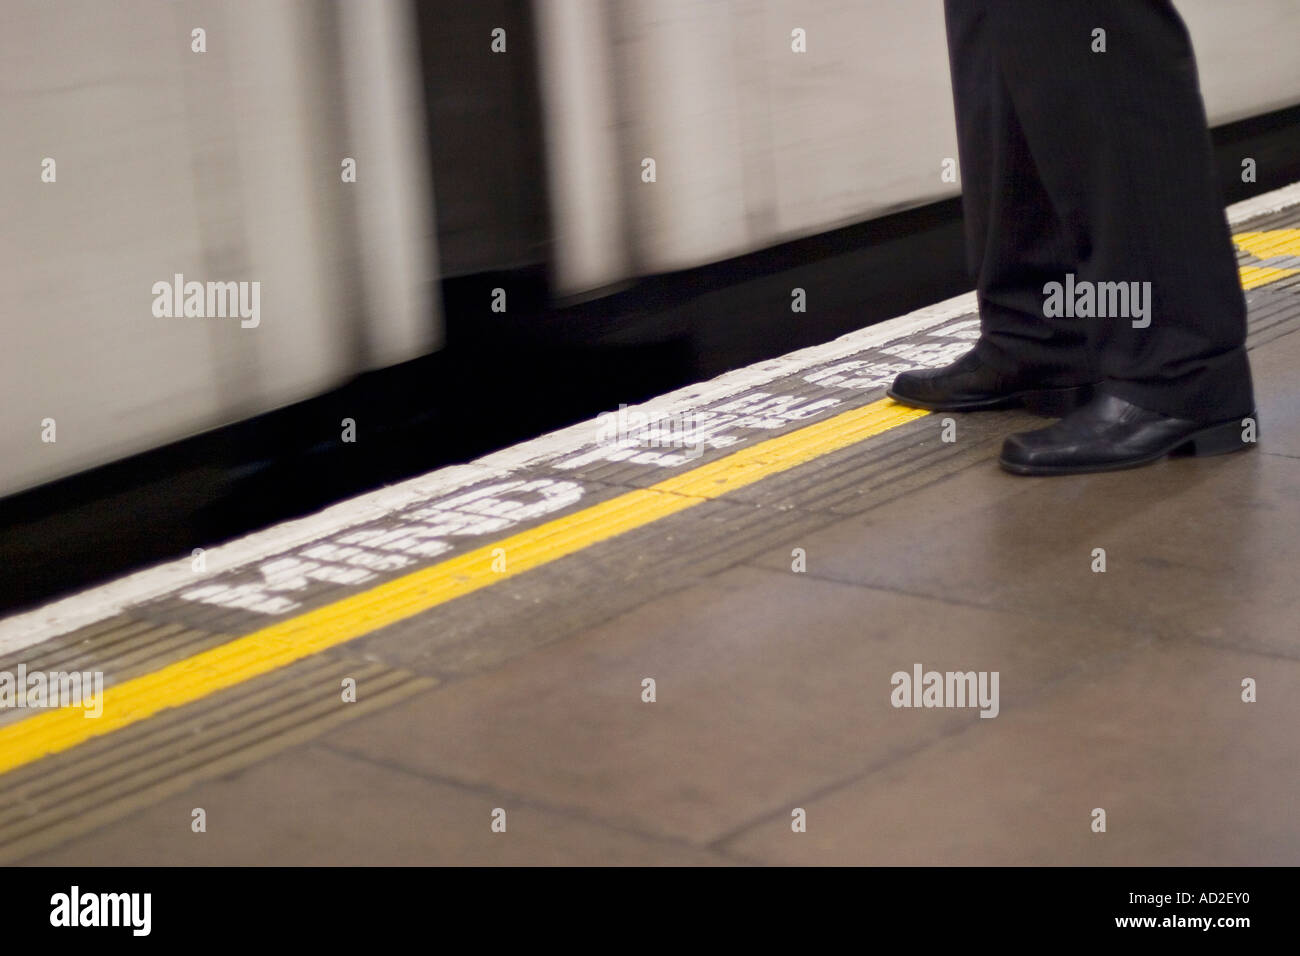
533 0 1300 295
0 0 439 496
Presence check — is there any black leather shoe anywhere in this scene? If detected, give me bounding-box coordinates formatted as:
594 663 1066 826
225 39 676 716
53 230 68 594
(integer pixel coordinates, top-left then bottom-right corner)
888 349 1096 415
1000 392 1257 476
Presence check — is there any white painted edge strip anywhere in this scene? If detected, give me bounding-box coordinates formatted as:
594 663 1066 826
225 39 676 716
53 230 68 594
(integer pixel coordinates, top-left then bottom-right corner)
3 180 1299 651
1227 181 1300 225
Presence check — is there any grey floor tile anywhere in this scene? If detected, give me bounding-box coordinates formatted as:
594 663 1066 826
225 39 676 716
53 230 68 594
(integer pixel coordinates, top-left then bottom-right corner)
328 567 1134 846
29 745 732 866
725 641 1300 865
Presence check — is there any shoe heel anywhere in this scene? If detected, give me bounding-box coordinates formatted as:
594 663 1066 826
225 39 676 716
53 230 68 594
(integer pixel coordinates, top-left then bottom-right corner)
1022 384 1095 417
1178 415 1257 457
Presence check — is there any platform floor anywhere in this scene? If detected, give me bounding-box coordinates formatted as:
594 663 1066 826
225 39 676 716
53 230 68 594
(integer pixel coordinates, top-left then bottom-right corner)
3 188 1300 865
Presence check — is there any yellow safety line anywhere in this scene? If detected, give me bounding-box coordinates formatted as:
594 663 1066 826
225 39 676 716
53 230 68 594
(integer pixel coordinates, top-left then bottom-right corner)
0 399 929 774
1235 229 1300 290
1233 229 1300 260
1240 264 1300 290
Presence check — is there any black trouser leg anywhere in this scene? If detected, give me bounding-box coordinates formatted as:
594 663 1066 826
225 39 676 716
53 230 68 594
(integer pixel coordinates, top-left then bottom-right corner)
944 0 1097 388
946 0 1254 418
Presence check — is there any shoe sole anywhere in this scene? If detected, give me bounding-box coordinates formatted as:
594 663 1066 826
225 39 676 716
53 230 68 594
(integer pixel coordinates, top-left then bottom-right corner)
999 414 1258 476
886 383 1096 417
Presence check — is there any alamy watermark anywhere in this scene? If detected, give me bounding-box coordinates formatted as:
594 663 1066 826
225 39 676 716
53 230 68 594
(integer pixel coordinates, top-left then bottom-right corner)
0 665 104 718
891 663 999 718
50 886 151 936
152 273 260 328
595 404 706 460
1044 273 1152 328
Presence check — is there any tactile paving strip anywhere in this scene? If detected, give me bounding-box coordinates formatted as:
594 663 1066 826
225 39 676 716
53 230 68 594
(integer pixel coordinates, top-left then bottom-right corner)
0 655 434 863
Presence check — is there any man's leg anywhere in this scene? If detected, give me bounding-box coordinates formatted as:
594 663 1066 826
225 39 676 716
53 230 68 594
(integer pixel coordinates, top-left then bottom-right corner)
946 0 1095 385
989 0 1253 421
889 0 1097 413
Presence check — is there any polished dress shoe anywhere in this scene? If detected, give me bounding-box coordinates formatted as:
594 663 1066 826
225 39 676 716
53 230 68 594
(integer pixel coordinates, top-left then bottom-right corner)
1000 392 1257 476
888 349 1096 415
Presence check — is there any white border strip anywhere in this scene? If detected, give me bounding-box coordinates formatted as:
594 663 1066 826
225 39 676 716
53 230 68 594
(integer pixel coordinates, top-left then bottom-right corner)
1227 181 1300 225
5 180 1299 650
